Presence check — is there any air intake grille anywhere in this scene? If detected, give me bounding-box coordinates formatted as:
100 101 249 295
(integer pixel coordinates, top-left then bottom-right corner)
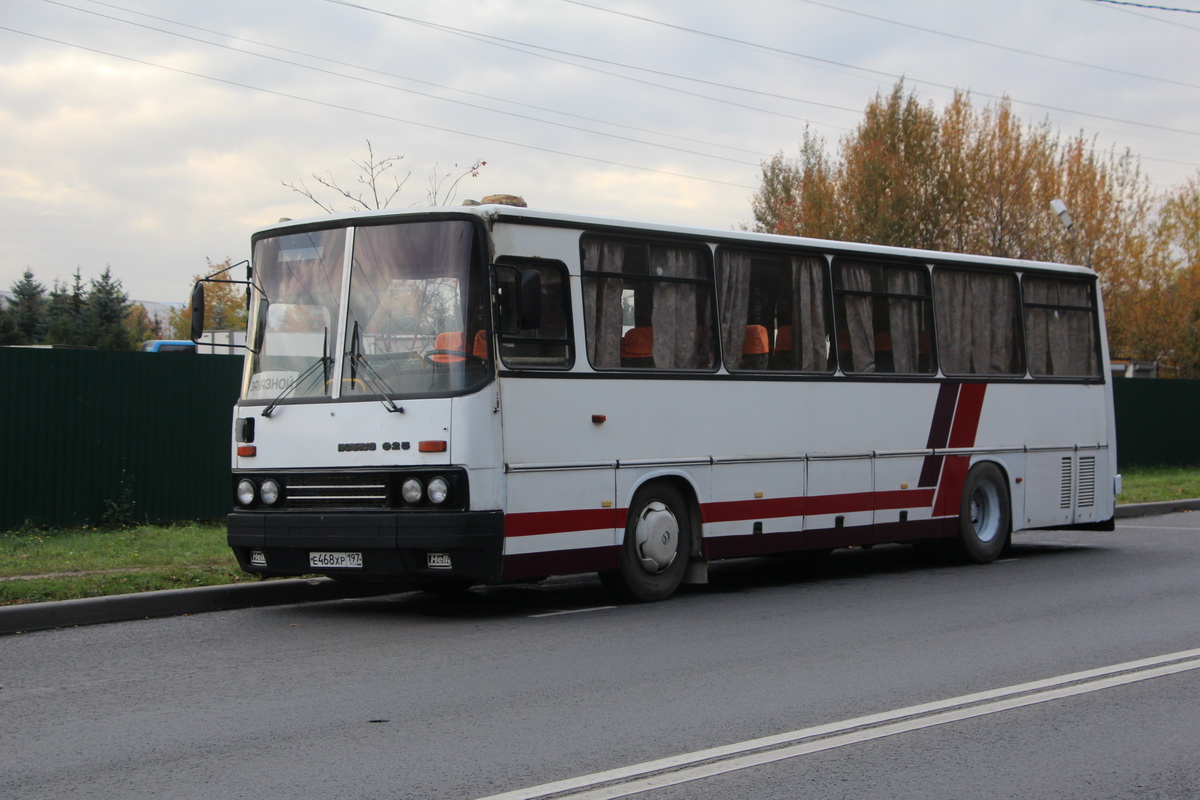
1078 457 1096 508
1060 457 1073 509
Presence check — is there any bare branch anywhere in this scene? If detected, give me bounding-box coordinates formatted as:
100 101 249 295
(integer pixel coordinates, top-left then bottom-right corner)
425 160 487 206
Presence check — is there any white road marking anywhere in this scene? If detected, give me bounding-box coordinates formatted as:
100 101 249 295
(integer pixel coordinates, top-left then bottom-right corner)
529 606 618 618
476 648 1200 800
1117 525 1200 532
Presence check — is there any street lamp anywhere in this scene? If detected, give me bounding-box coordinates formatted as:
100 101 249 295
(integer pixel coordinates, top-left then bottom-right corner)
1050 198 1087 267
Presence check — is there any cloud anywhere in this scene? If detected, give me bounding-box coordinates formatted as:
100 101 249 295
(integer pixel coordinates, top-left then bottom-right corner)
1 0 1197 302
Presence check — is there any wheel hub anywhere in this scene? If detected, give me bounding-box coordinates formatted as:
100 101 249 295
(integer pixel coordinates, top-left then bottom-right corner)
634 500 678 573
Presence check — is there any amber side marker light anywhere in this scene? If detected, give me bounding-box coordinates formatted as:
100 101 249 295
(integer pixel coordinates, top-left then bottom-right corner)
237 445 257 457
419 440 447 453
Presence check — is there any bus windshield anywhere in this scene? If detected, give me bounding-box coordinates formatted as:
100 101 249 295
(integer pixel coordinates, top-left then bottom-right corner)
245 218 490 404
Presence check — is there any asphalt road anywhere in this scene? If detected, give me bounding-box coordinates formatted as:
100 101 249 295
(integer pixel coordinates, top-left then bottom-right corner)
2 511 1198 799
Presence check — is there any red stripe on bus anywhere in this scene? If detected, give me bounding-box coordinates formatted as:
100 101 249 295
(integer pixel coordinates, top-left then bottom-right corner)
702 496 807 523
505 507 625 538
919 383 961 487
947 382 986 448
933 382 987 516
507 487 943 540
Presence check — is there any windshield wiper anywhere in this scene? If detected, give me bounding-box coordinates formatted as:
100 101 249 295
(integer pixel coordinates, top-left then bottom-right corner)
261 328 331 418
347 321 404 414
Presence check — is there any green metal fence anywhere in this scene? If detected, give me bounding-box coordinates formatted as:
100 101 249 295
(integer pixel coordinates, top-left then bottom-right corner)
1113 378 1200 469
0 348 243 529
2 347 1196 529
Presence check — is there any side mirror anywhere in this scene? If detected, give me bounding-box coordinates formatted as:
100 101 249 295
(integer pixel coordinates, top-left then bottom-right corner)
516 269 542 330
189 283 205 342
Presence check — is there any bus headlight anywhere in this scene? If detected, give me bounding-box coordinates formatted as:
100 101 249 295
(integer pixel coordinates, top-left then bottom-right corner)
427 476 449 505
260 479 281 506
401 477 424 505
236 479 257 506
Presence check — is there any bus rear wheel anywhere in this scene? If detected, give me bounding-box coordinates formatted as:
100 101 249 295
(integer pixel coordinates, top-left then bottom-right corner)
957 462 1010 563
612 483 691 602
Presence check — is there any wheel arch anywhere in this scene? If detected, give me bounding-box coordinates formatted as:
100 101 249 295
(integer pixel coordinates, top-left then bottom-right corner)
967 455 1020 533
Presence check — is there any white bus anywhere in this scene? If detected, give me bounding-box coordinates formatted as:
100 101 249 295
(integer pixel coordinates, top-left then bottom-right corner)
204 203 1118 601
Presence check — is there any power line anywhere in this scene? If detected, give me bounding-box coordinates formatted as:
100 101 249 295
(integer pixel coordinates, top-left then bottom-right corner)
43 0 759 167
546 0 1200 138
321 0 862 124
0 25 758 191
1085 0 1200 12
791 0 1200 89
65 0 772 161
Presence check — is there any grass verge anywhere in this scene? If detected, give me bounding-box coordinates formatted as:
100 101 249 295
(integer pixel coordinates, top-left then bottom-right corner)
0 522 253 606
1119 465 1200 505
2 466 1198 606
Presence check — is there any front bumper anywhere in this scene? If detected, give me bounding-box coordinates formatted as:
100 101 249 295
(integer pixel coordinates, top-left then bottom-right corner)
228 510 505 583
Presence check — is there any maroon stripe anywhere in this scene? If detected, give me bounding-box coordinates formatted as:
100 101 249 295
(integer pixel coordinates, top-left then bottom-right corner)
505 507 625 538
919 383 960 487
933 383 988 516
947 382 987 448
702 496 807 523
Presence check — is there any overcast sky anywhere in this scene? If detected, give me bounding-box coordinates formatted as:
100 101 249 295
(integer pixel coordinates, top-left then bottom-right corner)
2 0 1198 304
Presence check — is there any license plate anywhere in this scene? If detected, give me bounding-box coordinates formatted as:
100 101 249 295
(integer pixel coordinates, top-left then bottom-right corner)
309 551 363 569
427 552 452 569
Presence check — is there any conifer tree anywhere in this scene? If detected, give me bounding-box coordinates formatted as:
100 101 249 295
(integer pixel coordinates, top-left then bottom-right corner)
83 267 134 350
8 269 48 345
45 269 88 346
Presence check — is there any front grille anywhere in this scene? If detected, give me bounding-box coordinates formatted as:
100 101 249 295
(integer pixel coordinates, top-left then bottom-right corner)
285 473 391 509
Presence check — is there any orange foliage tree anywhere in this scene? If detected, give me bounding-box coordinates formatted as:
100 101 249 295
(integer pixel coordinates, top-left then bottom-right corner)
167 258 249 339
752 81 1198 376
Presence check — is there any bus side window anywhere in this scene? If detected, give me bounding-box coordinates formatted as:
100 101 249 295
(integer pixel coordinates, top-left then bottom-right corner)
1023 276 1101 378
716 248 833 373
581 236 718 371
495 260 573 369
934 269 1024 376
832 259 935 376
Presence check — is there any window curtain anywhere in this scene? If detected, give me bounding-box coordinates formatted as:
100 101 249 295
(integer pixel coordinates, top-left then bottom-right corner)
1024 279 1096 376
886 268 923 373
718 250 752 369
935 270 973 373
650 247 702 369
582 240 625 368
792 256 828 371
839 264 875 373
1058 282 1096 376
935 271 1020 375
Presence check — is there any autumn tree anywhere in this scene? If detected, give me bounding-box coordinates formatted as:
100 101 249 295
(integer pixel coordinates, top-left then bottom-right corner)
167 258 250 339
1154 174 1200 373
752 81 1195 374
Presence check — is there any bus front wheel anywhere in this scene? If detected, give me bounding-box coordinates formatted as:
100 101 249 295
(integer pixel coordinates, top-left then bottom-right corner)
957 462 1011 563
612 483 691 602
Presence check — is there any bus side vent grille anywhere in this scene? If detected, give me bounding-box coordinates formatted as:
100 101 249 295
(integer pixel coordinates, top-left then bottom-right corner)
1060 458 1073 509
1078 457 1096 508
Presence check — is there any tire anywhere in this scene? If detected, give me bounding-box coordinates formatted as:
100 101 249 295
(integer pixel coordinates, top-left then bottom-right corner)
612 483 692 602
957 462 1011 563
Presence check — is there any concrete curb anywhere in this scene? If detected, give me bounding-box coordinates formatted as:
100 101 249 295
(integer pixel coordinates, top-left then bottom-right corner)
1114 499 1200 518
5 501 1197 634
0 578 394 635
